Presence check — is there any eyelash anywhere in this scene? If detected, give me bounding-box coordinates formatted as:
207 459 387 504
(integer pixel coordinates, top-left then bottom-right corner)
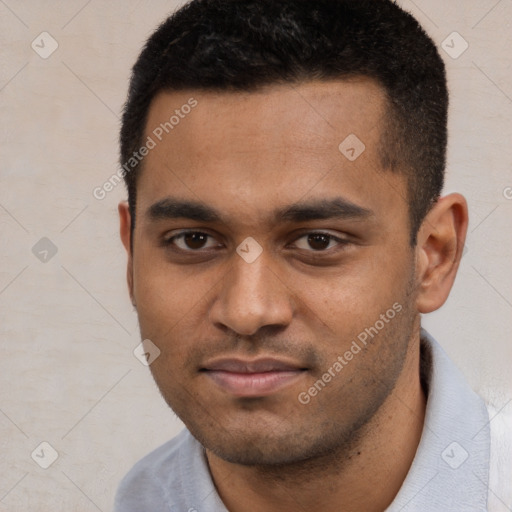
162 230 349 253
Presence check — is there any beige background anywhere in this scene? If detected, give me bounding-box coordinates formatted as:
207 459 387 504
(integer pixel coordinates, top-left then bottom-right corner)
0 1 511 510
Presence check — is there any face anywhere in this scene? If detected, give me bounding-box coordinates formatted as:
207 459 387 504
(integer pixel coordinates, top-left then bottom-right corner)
124 79 420 465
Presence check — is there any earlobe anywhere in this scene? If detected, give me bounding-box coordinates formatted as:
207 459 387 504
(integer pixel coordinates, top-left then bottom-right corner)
415 194 468 314
118 201 135 306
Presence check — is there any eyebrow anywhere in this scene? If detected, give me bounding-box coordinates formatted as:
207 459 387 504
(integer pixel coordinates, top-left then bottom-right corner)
146 196 373 224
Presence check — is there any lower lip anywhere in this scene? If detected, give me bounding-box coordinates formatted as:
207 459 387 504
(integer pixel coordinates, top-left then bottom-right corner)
204 370 305 397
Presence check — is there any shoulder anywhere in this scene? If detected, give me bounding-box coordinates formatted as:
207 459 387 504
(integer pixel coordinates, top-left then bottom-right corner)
486 398 512 511
113 428 193 511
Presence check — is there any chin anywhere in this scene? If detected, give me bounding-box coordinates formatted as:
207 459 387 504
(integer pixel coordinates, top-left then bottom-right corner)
189 414 361 468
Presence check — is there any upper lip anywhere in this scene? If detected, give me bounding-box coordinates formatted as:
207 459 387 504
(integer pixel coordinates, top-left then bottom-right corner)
202 357 306 373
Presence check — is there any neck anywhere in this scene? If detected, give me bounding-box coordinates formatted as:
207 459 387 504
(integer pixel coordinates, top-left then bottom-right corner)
206 336 427 512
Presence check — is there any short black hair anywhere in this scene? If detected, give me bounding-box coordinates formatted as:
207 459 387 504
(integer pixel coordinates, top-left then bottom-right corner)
120 0 448 245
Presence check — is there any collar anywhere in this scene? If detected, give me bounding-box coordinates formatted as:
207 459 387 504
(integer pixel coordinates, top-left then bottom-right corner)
386 329 490 511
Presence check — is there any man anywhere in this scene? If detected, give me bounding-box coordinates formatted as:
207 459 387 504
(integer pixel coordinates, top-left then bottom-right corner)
114 0 511 510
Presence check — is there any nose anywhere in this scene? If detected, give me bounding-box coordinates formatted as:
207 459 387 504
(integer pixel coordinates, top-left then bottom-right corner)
209 250 294 336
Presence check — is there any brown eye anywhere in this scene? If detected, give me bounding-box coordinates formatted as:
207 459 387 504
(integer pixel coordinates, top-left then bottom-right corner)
165 231 220 251
183 232 208 249
293 232 344 252
307 234 331 251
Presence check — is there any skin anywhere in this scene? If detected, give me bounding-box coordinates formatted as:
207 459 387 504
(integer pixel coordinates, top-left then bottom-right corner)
119 78 468 511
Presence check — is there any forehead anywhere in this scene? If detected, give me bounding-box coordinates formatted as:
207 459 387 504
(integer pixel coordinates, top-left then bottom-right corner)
136 79 407 228
144 77 387 154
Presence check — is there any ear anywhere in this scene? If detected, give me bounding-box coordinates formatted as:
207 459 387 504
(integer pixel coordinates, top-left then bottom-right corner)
415 193 468 313
118 201 135 307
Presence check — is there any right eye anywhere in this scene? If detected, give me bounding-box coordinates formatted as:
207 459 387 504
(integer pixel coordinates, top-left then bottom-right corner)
163 231 222 251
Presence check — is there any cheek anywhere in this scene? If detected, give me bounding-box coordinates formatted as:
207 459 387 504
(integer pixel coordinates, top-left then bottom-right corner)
133 259 191 340
132 260 219 365
306 258 404 316
302 258 413 355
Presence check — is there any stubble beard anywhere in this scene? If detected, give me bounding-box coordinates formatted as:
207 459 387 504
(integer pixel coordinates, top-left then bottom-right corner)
150 262 420 478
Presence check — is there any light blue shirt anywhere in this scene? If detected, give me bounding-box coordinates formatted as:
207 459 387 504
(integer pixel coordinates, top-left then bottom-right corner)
114 330 491 511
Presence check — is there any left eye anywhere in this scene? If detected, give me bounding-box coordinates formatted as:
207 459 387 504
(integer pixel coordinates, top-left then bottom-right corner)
165 232 220 251
293 233 343 251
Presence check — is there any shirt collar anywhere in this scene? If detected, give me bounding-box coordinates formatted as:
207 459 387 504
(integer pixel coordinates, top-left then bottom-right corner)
386 328 490 511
